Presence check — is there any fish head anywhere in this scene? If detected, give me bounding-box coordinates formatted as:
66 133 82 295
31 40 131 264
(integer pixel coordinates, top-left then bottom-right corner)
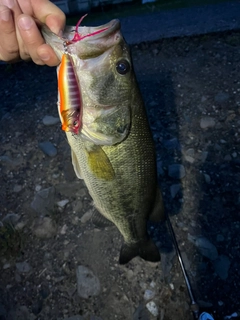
42 19 135 145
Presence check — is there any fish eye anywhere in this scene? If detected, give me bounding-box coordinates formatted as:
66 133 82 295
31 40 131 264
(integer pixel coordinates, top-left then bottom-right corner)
116 59 130 75
73 120 78 127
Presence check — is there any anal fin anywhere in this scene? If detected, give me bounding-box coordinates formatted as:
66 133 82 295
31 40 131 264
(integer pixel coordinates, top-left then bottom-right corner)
91 207 114 228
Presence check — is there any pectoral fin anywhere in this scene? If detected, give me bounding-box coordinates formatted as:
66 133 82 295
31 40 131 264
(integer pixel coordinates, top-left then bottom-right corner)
85 145 115 180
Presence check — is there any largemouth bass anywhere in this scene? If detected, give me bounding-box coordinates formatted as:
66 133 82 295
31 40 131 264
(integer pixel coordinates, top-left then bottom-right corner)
42 18 164 264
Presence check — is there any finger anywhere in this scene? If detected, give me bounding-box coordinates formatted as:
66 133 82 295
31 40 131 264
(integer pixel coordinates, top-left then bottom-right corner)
17 14 45 64
37 43 61 66
0 5 19 61
30 0 66 34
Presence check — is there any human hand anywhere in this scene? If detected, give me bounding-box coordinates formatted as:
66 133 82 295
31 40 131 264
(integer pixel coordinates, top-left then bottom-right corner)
0 0 65 66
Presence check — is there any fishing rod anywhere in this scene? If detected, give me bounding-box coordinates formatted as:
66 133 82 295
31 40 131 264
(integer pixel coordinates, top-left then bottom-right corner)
166 213 214 320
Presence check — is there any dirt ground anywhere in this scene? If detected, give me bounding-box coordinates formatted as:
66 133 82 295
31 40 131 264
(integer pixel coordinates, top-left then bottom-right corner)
0 30 240 320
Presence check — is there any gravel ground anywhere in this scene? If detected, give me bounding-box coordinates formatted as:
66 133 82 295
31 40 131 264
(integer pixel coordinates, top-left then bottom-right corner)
0 28 240 320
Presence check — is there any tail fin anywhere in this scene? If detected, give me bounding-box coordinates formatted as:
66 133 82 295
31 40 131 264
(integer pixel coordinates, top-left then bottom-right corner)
119 239 160 265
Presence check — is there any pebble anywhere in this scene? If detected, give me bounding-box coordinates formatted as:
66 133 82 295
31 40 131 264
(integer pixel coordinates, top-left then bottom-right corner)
213 255 231 280
16 261 32 273
161 249 176 277
185 155 195 163
214 92 230 103
76 265 101 299
200 151 208 162
35 185 42 192
168 164 186 179
144 289 155 301
203 173 211 184
32 217 57 239
157 161 164 176
170 184 181 198
188 235 218 260
31 187 55 216
146 301 159 317
57 199 69 208
42 115 59 126
80 209 94 224
2 213 20 226
163 138 181 150
200 116 216 129
224 155 232 161
216 234 225 242
38 141 57 157
13 184 22 193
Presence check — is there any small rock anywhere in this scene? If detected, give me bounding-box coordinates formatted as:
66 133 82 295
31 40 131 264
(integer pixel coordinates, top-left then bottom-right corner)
200 117 216 129
188 235 218 260
3 262 11 269
157 161 164 176
133 304 149 320
203 174 211 184
185 155 195 163
57 199 69 208
31 187 55 216
170 184 181 198
216 234 225 242
144 289 155 301
200 151 208 162
185 148 195 157
214 92 230 103
13 184 22 193
181 251 191 271
38 141 57 157
33 217 57 239
80 209 94 224
161 249 176 277
32 299 43 315
16 261 32 273
35 185 42 192
146 301 159 317
2 213 20 226
76 265 101 299
213 255 231 280
168 164 186 179
42 115 59 126
163 138 181 150
224 154 232 161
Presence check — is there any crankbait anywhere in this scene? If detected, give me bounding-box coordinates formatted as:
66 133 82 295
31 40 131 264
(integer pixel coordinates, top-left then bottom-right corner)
57 15 109 135
58 48 82 135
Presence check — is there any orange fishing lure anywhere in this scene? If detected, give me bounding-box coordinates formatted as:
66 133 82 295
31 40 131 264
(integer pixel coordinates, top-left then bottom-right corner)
58 15 109 134
58 52 82 135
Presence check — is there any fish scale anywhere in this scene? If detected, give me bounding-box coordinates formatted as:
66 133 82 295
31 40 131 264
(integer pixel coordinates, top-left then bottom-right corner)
42 18 164 264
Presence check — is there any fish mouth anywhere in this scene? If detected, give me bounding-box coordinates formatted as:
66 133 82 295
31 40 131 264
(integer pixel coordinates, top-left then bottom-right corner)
64 19 121 42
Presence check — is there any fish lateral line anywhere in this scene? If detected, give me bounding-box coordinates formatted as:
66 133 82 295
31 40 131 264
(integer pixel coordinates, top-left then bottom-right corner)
65 14 109 45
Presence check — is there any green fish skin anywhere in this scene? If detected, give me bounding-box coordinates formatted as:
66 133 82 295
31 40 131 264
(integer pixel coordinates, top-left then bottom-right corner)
42 19 164 264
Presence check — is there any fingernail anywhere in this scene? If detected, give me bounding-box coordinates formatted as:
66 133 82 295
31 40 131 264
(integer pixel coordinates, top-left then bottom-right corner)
39 53 50 61
0 9 10 21
2 0 14 9
18 16 33 31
